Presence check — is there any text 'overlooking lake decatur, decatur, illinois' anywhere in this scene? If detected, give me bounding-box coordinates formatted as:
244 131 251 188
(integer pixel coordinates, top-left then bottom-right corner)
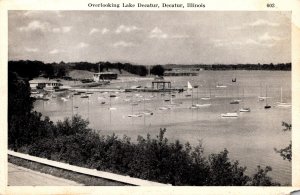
88 3 206 8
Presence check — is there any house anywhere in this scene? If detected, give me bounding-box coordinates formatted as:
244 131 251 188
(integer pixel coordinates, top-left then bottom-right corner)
93 72 118 82
151 77 172 90
29 79 62 90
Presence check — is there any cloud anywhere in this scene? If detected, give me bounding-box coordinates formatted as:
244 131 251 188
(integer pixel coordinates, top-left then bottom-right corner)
77 42 89 48
62 26 72 33
149 27 168 39
19 20 50 32
49 49 61 54
228 26 243 30
228 19 280 31
52 26 72 33
248 19 279 27
89 28 100 35
102 28 109 34
25 47 39 52
115 25 140 34
212 38 274 48
171 35 189 39
23 11 40 17
19 20 72 34
23 11 63 18
259 32 281 41
113 41 135 48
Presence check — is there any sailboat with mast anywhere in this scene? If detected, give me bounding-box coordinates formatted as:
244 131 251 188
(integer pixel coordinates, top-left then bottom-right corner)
195 85 211 107
276 87 291 108
128 96 142 117
239 88 250 112
258 83 267 101
201 83 212 100
264 86 271 109
189 83 198 109
221 87 238 117
230 83 241 104
108 92 117 110
185 81 193 97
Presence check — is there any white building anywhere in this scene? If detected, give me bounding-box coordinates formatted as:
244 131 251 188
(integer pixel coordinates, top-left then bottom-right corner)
29 79 62 90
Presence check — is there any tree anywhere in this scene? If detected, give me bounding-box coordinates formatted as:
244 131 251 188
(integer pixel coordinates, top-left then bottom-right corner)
250 166 280 186
274 122 292 162
150 65 165 76
208 149 250 185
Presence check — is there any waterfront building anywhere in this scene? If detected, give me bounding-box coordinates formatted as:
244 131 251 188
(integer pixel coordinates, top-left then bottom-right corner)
93 72 118 81
29 79 62 90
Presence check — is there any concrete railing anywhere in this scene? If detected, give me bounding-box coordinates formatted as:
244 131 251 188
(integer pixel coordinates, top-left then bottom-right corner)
8 150 171 186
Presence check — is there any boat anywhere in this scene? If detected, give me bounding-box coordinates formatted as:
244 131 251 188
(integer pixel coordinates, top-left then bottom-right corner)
195 85 211 107
216 83 227 88
108 92 117 110
187 81 193 90
201 85 211 100
31 90 39 94
142 111 154 116
230 100 240 104
159 106 171 110
189 105 198 109
230 84 241 104
264 86 271 109
276 87 291 108
61 97 69 102
195 103 211 108
80 95 89 98
128 114 143 118
258 83 267 101
221 87 239 118
221 112 238 118
239 88 250 112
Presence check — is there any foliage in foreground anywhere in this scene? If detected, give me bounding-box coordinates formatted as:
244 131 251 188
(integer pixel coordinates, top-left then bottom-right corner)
274 122 292 162
12 116 279 186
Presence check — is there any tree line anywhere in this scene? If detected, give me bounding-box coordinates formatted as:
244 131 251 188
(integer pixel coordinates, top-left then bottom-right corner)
8 60 150 79
8 60 291 82
164 63 291 71
8 70 285 186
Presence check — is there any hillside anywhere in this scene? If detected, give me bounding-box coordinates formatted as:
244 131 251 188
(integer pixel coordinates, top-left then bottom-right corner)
67 69 136 80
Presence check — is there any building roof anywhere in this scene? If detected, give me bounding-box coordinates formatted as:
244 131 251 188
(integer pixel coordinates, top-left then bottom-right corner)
93 72 117 75
29 79 60 84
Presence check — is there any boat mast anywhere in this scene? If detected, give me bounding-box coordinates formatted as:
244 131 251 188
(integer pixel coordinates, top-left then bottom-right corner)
266 86 268 106
281 87 283 103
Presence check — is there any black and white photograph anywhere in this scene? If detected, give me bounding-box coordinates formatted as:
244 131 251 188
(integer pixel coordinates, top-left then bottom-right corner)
2 1 299 194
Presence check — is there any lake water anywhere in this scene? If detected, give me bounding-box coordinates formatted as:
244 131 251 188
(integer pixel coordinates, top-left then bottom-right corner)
34 70 292 185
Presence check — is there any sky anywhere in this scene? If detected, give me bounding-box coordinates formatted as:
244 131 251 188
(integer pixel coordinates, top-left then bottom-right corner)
8 11 291 65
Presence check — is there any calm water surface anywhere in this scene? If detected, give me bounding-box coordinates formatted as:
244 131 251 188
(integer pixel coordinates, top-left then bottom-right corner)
34 71 291 185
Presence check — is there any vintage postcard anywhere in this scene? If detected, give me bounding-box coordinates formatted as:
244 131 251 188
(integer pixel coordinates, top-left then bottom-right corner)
0 0 299 194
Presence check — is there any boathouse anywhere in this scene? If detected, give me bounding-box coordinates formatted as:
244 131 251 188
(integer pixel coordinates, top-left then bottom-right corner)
93 72 118 81
29 79 62 90
151 79 171 90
